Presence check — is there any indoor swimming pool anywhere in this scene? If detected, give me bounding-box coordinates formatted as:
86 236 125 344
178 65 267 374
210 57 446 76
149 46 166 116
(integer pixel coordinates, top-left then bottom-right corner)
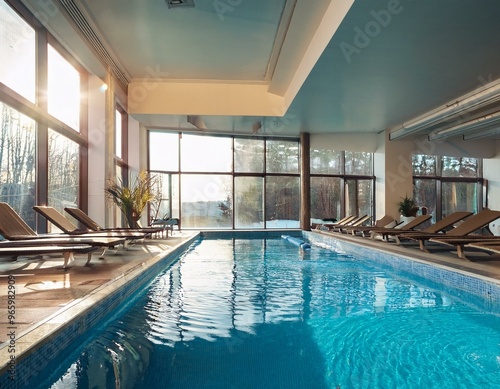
25 237 500 388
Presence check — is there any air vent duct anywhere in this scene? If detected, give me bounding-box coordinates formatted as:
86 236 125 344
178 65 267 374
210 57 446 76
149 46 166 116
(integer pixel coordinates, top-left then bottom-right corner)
58 0 131 86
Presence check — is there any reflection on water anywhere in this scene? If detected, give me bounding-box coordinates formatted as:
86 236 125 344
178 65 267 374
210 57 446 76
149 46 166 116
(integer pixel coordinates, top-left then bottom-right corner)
42 238 500 389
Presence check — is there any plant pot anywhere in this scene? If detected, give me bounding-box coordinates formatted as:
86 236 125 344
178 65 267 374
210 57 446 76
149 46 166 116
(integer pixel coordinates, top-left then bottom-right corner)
399 216 415 226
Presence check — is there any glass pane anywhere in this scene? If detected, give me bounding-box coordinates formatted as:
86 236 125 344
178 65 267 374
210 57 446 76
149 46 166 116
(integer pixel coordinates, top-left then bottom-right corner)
345 151 372 175
149 173 180 221
265 176 300 228
149 132 179 171
48 130 79 215
412 154 436 176
266 140 299 173
234 138 264 173
181 134 232 172
235 176 263 228
310 177 342 220
345 180 356 217
181 174 232 228
48 45 80 131
149 172 169 221
0 2 36 102
115 109 122 159
442 181 478 216
310 149 342 174
345 179 373 218
0 102 36 229
441 156 478 177
357 179 373 218
113 165 123 227
413 178 437 222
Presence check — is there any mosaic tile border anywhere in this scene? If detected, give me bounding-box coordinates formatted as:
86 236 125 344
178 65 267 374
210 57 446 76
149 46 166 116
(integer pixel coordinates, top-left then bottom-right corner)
201 229 303 239
0 235 199 389
304 231 500 313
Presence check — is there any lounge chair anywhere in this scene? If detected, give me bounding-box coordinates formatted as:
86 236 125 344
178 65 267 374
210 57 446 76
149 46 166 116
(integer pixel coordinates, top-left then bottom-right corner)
344 215 397 237
330 215 372 232
369 214 433 240
392 211 473 244
312 215 356 230
0 202 127 266
0 244 97 268
33 206 147 241
396 209 500 258
64 207 166 237
464 242 500 256
150 214 181 232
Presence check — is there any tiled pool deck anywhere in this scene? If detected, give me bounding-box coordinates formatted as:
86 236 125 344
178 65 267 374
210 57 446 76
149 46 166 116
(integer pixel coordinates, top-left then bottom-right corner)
1 228 500 387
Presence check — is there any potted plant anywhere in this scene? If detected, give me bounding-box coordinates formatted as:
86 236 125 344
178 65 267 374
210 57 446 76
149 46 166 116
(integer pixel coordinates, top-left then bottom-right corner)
397 194 419 223
105 170 159 228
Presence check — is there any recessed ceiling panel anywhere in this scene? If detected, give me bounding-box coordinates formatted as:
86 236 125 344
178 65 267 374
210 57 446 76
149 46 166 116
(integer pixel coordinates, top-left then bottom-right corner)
82 0 287 81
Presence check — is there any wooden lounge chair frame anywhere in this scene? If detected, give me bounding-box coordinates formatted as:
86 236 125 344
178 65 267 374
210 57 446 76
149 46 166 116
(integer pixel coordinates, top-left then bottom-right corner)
0 202 126 263
313 215 357 230
0 244 97 268
392 211 473 244
33 206 147 244
369 214 432 240
64 207 166 237
330 215 372 232
464 242 500 256
429 237 500 259
344 215 396 237
396 209 500 258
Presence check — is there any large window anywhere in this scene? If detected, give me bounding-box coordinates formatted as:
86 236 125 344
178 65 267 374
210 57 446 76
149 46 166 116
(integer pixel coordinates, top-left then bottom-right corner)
0 2 87 232
310 150 374 221
413 155 483 221
149 132 300 229
150 139 374 229
0 102 36 228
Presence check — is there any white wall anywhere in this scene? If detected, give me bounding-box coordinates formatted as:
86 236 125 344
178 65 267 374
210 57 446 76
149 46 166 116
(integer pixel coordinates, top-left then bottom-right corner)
87 74 107 226
483 140 500 211
127 116 142 172
383 131 415 220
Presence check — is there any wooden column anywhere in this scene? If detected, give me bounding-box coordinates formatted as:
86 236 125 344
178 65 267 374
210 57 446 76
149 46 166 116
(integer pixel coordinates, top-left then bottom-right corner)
300 132 311 230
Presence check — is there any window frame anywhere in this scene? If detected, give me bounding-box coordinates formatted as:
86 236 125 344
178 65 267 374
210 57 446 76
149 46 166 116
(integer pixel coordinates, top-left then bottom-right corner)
0 1 89 231
413 155 484 220
310 150 375 221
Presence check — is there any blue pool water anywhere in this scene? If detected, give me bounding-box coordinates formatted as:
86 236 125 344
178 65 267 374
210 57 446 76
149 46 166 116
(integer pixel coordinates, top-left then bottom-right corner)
34 238 500 388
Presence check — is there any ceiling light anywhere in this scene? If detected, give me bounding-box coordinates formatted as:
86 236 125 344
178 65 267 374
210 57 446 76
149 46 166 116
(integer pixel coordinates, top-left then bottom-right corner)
166 0 194 8
389 80 500 140
427 111 500 141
